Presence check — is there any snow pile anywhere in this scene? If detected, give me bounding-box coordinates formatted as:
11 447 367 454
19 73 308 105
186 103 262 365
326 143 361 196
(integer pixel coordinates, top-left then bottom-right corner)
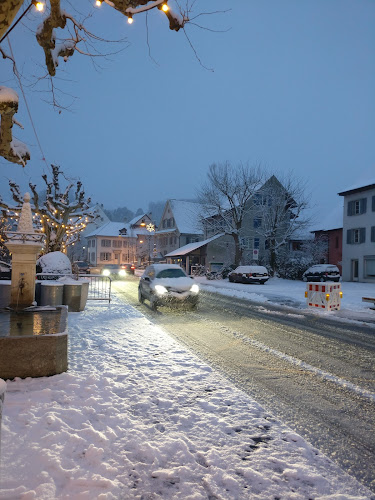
37 251 72 275
0 296 372 499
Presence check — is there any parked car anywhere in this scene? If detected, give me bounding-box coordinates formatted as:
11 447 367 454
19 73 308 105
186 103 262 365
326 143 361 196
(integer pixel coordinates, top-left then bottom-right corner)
138 264 200 311
73 261 90 274
228 265 269 285
0 261 11 280
302 264 341 282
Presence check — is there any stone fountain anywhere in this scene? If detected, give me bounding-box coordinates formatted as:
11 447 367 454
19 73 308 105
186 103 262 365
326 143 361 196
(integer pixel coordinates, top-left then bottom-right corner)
0 193 68 380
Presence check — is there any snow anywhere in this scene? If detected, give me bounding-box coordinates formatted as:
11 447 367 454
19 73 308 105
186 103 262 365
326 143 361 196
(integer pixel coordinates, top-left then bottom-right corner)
1 280 374 499
232 266 268 274
165 234 225 257
37 251 72 275
0 86 19 104
168 200 204 235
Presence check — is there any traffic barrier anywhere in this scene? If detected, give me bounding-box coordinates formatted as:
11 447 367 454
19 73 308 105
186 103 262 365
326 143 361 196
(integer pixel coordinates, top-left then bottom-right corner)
305 282 342 311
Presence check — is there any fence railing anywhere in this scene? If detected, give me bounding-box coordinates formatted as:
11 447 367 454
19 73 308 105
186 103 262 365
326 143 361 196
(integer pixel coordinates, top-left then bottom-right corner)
36 273 111 303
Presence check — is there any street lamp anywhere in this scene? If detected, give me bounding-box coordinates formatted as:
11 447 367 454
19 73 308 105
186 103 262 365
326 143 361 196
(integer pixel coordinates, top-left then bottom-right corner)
146 223 155 265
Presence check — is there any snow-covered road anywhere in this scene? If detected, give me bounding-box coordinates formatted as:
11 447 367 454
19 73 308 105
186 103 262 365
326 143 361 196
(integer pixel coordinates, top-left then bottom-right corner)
1 278 374 499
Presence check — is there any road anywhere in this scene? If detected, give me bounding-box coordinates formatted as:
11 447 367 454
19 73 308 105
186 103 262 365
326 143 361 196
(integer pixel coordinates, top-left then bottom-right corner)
112 277 375 492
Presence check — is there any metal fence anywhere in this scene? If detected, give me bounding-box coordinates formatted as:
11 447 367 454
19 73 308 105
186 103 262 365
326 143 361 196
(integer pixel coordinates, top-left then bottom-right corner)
36 274 111 303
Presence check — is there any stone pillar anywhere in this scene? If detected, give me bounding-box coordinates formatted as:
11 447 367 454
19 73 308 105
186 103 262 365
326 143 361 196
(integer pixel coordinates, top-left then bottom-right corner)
5 193 44 309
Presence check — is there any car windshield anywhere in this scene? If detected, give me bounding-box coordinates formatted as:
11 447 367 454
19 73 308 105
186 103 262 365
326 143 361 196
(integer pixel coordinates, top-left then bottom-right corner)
156 269 186 279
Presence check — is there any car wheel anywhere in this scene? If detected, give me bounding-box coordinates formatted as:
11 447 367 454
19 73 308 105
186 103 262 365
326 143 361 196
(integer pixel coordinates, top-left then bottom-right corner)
260 282 265 285
138 287 144 304
150 295 158 311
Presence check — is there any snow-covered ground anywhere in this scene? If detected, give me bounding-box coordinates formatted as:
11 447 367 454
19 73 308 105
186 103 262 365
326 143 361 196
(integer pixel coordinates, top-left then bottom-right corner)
196 276 375 326
1 279 374 499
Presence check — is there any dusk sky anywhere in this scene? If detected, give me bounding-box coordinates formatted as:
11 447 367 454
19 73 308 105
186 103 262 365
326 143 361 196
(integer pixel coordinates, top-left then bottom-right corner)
1 0 374 225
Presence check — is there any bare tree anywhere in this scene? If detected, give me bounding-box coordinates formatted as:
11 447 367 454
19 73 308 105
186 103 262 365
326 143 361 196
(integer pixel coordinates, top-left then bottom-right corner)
252 174 312 274
0 164 98 253
198 161 263 266
0 0 220 165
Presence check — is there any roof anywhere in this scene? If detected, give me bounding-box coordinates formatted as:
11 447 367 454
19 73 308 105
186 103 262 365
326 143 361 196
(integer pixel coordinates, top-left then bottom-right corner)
86 222 144 238
338 179 375 196
165 233 225 257
169 200 204 235
311 204 343 232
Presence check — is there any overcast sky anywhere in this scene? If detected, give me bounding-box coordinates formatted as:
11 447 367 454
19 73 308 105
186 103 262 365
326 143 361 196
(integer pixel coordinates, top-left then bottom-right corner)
1 0 374 224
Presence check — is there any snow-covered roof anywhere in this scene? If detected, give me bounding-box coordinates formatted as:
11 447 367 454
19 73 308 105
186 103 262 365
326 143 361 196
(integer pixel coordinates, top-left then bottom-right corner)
165 233 225 257
312 204 343 232
338 177 375 196
169 200 204 235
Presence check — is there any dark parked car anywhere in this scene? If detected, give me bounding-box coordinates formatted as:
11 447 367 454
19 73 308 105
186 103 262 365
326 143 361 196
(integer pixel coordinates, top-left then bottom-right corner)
302 264 341 282
138 264 200 311
228 265 269 285
0 261 11 280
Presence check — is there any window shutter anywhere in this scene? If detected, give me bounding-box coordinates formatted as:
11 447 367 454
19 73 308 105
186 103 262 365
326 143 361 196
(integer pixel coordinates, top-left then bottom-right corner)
371 226 375 243
347 201 354 216
372 196 375 212
359 227 366 243
346 229 352 244
360 198 367 214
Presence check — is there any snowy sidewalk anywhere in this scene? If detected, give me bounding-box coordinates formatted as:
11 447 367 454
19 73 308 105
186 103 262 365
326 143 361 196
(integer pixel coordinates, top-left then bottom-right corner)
0 294 374 499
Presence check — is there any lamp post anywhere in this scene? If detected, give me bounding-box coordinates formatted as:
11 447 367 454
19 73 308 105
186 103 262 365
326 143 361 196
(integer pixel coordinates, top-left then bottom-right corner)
146 223 155 265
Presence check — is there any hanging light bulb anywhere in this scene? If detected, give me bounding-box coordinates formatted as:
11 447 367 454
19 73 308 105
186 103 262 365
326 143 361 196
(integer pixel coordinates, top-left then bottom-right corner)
33 1 45 12
161 3 169 12
127 14 133 24
95 0 102 5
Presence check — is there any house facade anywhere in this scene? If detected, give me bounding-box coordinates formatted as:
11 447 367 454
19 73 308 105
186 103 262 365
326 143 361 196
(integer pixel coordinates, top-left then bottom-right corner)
155 200 204 259
338 182 375 282
85 214 153 268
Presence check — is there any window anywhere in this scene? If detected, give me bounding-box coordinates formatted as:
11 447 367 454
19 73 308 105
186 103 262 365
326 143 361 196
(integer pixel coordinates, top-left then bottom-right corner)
347 198 367 216
163 220 167 228
371 227 375 243
169 236 173 245
254 238 260 249
101 239 111 247
100 252 111 261
88 240 91 248
240 238 251 250
372 196 375 212
112 240 122 248
253 218 262 229
364 257 375 278
335 236 339 249
347 228 366 244
90 252 95 263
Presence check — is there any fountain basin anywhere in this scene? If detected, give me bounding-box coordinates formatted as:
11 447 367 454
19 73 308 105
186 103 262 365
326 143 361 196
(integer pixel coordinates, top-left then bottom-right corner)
0 306 68 380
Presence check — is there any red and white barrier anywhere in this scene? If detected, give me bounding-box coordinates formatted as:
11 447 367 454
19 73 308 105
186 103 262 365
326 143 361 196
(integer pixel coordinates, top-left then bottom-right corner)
305 282 342 311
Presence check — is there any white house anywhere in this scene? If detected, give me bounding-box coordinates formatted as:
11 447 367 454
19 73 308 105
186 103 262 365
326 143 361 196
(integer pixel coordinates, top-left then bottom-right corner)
338 180 375 282
85 214 153 268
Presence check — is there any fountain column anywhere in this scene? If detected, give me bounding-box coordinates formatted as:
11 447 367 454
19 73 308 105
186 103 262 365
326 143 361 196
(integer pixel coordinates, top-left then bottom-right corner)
5 193 44 309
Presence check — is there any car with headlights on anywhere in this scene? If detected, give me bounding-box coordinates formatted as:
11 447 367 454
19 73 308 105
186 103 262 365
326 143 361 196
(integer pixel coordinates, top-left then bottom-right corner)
138 264 200 311
101 264 129 279
228 265 269 284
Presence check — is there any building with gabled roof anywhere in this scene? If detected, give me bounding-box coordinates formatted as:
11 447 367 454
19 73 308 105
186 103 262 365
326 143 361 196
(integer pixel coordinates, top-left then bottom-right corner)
85 214 153 268
155 200 204 259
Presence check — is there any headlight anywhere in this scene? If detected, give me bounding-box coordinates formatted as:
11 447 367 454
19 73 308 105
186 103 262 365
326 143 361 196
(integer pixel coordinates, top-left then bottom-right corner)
155 285 168 295
119 270 126 277
190 284 199 294
102 269 110 276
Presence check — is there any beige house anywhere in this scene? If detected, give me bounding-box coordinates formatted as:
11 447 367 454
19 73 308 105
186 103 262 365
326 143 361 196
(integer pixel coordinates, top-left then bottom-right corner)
85 214 153 268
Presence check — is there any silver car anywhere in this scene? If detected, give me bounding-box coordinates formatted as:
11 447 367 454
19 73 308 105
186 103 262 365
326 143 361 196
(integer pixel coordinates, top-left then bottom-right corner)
138 264 200 311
